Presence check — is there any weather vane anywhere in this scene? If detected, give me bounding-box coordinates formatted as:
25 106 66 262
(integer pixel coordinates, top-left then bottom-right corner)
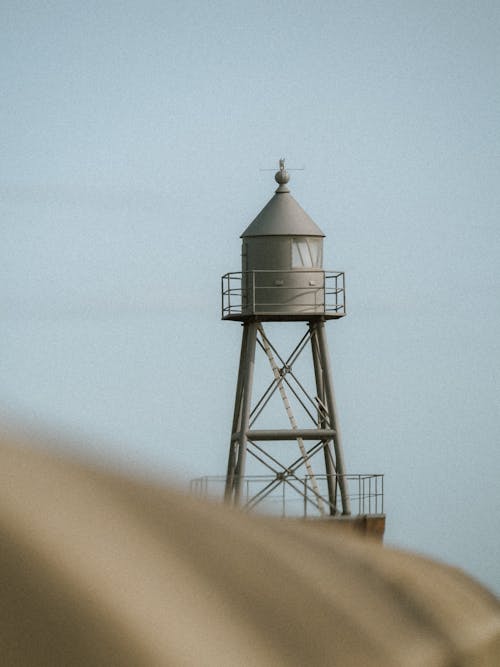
260 158 305 172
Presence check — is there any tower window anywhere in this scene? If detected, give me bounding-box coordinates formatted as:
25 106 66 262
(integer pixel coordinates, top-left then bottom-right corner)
291 238 322 268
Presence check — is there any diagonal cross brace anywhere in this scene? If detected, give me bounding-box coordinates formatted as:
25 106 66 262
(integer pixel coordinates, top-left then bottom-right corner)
256 324 325 516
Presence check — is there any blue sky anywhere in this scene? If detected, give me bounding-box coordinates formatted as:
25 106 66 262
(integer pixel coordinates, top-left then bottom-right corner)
2 1 499 593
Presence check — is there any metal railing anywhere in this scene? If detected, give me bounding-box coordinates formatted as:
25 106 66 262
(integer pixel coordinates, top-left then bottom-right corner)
221 270 345 318
190 473 384 518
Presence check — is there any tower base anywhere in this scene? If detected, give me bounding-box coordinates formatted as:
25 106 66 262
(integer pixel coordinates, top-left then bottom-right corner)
297 514 386 542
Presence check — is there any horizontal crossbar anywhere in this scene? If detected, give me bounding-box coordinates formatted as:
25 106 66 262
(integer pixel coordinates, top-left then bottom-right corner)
231 429 336 441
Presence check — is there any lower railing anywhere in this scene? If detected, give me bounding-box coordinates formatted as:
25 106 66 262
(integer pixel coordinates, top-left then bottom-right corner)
190 474 384 518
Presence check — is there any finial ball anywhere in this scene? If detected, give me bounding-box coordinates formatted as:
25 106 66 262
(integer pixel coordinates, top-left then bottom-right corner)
274 158 290 185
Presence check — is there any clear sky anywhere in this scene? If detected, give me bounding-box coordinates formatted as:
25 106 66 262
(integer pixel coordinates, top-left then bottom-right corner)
2 1 499 593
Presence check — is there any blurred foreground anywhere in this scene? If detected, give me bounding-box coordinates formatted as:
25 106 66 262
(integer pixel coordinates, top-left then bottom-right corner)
0 428 499 666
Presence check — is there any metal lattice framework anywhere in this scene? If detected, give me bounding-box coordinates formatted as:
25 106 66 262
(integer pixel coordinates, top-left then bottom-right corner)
224 320 352 516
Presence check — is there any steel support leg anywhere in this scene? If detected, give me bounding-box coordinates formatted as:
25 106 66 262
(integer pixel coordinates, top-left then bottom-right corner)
310 321 338 516
315 320 351 515
224 324 249 502
229 321 257 506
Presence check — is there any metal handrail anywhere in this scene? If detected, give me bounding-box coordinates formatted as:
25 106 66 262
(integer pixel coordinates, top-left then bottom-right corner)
190 473 384 517
221 270 345 317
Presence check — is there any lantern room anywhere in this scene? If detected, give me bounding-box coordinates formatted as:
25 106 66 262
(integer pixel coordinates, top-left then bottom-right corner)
222 160 345 320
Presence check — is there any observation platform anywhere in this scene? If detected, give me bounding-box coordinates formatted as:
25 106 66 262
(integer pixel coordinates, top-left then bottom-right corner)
221 270 346 321
191 474 384 522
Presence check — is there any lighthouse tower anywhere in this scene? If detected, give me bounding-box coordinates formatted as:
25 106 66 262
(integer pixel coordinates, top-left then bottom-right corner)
221 160 383 524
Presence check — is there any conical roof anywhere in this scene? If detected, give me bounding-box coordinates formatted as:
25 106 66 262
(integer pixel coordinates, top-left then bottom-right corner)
241 162 325 238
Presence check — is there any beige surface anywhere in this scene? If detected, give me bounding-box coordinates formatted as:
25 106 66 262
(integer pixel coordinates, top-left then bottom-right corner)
0 432 499 666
